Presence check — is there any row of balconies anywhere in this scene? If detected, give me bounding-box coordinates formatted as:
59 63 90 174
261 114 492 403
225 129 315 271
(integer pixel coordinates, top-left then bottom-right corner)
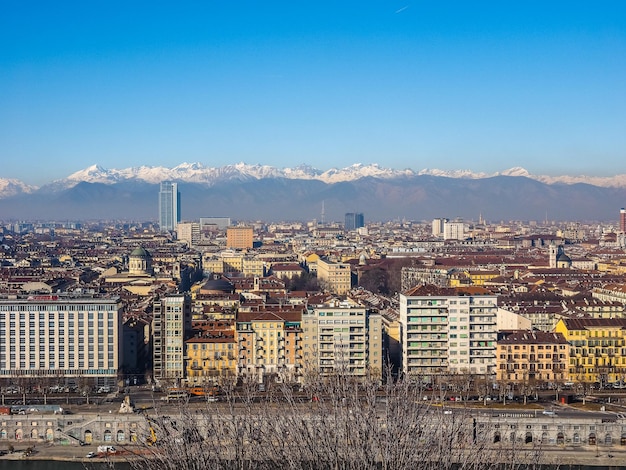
469 352 496 359
407 351 447 358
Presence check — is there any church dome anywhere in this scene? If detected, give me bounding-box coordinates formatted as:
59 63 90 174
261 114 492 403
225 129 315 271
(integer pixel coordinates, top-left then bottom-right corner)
200 278 234 294
556 253 571 263
130 246 151 258
128 246 153 275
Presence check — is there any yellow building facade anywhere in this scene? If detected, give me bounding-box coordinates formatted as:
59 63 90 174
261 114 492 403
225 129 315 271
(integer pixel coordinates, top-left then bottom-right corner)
554 318 626 385
185 336 238 385
316 258 352 295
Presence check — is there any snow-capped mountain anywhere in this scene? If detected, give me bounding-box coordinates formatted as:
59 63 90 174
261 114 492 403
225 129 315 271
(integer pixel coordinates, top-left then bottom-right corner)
1 162 625 222
0 178 37 198
3 163 626 199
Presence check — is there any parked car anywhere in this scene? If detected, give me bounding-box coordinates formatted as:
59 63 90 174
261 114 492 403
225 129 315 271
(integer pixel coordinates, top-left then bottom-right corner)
86 452 97 458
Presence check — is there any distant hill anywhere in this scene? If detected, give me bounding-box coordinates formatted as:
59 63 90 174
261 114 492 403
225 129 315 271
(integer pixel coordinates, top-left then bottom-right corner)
0 170 623 222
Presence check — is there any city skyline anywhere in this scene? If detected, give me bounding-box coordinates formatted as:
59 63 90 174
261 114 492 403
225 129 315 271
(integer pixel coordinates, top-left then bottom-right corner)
1 2 624 185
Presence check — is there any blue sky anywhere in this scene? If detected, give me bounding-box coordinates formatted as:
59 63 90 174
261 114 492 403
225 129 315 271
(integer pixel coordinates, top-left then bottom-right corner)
1 1 625 185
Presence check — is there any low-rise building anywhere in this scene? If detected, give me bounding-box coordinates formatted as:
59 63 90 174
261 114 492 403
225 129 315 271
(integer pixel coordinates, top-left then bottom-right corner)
554 317 626 385
316 258 352 295
185 320 237 385
496 330 569 384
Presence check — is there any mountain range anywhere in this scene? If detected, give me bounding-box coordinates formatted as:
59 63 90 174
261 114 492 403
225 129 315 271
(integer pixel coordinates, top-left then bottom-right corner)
1 163 625 222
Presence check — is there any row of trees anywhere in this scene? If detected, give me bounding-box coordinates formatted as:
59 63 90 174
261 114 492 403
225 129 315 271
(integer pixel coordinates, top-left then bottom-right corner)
120 372 553 470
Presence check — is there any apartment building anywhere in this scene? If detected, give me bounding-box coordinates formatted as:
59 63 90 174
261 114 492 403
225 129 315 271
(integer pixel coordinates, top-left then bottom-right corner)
176 222 200 247
185 320 237 385
316 258 352 295
0 294 122 387
399 285 498 380
443 221 465 241
496 330 569 384
554 318 626 385
236 309 303 384
152 294 192 383
203 252 265 277
226 226 254 249
302 300 382 381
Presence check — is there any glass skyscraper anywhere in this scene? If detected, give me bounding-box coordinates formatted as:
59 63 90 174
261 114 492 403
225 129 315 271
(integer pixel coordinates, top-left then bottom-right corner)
344 212 364 231
159 182 181 231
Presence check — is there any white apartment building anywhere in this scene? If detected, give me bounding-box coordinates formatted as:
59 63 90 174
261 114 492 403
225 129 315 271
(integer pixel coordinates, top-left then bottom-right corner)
443 221 466 241
399 286 497 381
431 218 447 238
152 294 192 383
176 222 200 247
302 300 382 381
0 294 123 387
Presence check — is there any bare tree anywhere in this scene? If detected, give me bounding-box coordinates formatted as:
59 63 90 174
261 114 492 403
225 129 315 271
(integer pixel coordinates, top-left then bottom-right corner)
122 370 553 470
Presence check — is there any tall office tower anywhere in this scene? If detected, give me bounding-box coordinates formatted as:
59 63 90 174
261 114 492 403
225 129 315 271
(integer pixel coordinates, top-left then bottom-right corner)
158 182 181 232
152 294 192 382
344 212 365 231
620 208 626 233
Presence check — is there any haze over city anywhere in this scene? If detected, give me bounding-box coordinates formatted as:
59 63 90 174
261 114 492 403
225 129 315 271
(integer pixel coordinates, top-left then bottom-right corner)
2 2 625 185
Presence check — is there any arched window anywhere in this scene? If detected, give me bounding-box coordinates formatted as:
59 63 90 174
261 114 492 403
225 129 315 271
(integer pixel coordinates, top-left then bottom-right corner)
117 430 125 442
494 432 501 443
557 432 565 445
605 434 612 446
30 429 38 439
589 433 596 445
573 433 580 444
525 432 533 444
104 430 112 442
